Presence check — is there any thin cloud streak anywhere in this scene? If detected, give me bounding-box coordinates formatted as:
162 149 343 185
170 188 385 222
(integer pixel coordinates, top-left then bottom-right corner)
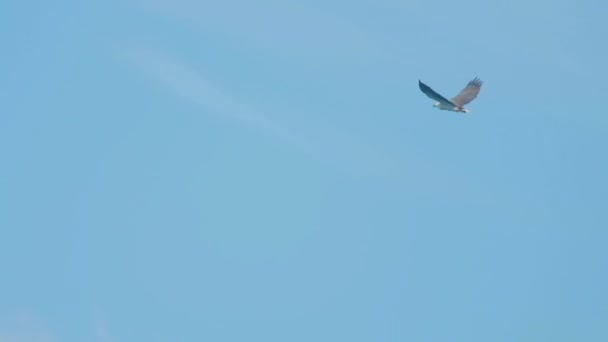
119 47 523 203
119 47 526 208
121 46 398 176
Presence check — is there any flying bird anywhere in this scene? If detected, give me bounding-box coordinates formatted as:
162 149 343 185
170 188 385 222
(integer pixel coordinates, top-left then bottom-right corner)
419 77 483 113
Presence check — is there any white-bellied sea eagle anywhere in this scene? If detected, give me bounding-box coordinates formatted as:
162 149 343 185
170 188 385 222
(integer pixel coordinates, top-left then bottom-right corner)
419 77 483 113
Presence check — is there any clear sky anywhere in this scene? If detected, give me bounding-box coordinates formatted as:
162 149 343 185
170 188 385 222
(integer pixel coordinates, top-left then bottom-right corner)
1 0 607 341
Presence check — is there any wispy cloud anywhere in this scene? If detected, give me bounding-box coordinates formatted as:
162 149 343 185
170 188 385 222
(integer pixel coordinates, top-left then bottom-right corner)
120 46 398 176
0 311 118 342
93 315 116 342
0 312 55 342
118 46 516 202
117 1 519 200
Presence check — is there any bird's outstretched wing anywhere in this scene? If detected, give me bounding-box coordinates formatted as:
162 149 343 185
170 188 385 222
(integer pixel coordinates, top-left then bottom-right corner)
419 80 457 107
450 77 483 107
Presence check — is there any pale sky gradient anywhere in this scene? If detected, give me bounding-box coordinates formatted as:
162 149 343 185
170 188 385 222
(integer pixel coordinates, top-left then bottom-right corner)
1 0 607 341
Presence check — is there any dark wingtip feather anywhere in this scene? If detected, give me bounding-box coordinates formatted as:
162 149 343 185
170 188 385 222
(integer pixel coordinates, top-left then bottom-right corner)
470 77 483 87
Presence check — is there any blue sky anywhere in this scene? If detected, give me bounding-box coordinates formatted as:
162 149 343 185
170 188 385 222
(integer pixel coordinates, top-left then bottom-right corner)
1 0 607 341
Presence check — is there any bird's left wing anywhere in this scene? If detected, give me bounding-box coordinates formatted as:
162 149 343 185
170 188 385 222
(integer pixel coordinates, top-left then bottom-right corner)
418 80 456 107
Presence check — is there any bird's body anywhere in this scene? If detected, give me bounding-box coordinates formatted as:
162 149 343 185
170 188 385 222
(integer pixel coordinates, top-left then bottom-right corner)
433 101 469 113
418 78 483 113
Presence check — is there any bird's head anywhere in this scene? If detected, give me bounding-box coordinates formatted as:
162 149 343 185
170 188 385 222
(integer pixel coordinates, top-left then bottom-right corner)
432 102 439 108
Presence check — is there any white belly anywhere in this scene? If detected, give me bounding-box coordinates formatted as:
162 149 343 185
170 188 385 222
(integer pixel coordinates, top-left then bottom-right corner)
438 103 458 111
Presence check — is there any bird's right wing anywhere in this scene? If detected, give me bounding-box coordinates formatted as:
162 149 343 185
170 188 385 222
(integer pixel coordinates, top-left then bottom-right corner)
450 77 483 107
418 80 456 107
